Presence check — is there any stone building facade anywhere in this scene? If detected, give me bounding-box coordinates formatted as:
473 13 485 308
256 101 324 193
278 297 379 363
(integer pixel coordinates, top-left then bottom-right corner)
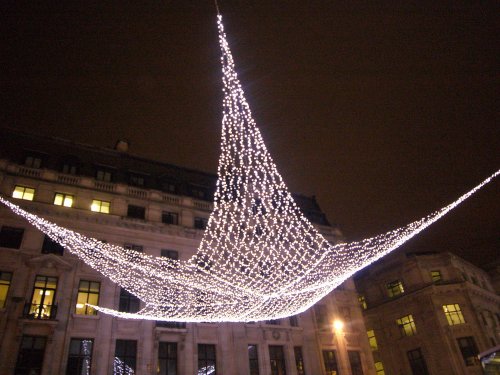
354 250 499 375
0 127 376 375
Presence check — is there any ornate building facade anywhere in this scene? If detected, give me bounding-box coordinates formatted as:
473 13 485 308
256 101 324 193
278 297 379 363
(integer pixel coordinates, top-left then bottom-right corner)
0 127 375 375
355 250 499 375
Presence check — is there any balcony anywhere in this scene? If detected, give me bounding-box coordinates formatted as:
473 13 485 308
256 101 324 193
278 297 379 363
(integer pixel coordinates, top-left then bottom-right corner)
22 303 58 320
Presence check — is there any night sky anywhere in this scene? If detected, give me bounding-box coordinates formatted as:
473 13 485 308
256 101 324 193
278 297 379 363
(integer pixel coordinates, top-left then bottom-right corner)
1 2 498 266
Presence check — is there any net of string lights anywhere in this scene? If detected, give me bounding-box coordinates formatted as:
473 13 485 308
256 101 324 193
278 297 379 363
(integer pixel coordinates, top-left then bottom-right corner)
0 14 498 322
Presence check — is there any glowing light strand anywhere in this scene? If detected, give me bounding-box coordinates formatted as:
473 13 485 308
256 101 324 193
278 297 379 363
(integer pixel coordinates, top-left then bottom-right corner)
0 14 497 322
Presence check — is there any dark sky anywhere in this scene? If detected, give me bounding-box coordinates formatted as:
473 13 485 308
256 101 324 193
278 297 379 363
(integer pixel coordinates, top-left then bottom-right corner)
1 2 498 267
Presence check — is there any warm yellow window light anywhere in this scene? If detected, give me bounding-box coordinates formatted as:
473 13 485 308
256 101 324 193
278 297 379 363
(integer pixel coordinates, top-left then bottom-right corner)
12 186 35 201
91 199 110 214
54 193 73 208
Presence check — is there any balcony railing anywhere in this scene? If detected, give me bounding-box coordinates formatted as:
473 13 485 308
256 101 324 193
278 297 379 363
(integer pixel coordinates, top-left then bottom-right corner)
22 303 58 320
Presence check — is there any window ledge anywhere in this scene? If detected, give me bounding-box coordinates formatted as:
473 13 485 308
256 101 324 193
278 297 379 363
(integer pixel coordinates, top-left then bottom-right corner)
71 313 100 320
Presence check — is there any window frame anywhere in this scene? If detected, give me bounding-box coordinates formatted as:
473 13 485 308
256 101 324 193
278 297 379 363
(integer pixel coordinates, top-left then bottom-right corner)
407 348 429 375
127 204 146 220
12 185 35 201
248 344 260 375
158 341 177 375
294 346 305 375
29 275 58 319
386 280 405 297
194 217 208 230
430 270 442 283
53 193 74 208
66 338 94 375
41 235 64 256
0 271 13 308
90 199 110 214
367 329 378 350
0 226 24 249
114 339 137 374
118 288 140 313
322 350 339 375
198 344 217 375
162 211 179 225
442 304 465 326
396 314 417 337
269 345 286 375
75 280 100 315
457 336 479 366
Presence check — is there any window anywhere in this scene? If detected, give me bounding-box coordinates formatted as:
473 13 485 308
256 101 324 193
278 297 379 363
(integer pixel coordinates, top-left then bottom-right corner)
54 193 74 207
269 346 286 375
161 181 178 195
25 155 42 168
66 338 93 375
289 315 299 327
0 271 12 308
119 288 140 313
358 295 367 309
314 304 327 327
396 315 417 336
198 344 216 375
322 350 339 375
156 321 186 329
348 351 364 375
375 361 385 375
114 340 137 374
124 243 143 252
76 280 100 315
407 348 429 375
430 270 442 282
41 235 64 255
294 346 305 375
162 211 179 225
127 205 145 219
28 276 58 320
457 336 479 366
96 169 112 182
15 336 47 375
0 226 24 249
61 162 78 175
386 280 405 297
443 304 465 325
161 249 179 260
265 319 281 326
248 344 259 375
12 185 35 201
129 173 145 187
194 217 208 230
189 185 209 200
91 199 110 214
158 342 177 375
367 330 378 350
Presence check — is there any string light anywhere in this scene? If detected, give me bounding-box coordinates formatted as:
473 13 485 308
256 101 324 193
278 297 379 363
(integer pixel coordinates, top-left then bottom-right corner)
0 15 498 322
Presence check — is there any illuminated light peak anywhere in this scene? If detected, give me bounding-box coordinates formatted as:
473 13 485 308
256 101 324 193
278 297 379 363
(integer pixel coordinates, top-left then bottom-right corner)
0 14 498 322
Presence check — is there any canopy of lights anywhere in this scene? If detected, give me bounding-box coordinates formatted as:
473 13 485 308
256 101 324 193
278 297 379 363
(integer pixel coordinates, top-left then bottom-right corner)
0 15 498 322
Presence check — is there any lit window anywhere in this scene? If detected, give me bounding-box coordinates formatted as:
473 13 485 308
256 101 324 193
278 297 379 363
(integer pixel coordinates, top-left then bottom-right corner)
457 336 479 366
12 185 35 201
0 226 24 249
66 338 93 375
386 280 405 297
91 199 110 214
53 193 74 207
396 315 417 336
358 295 367 309
28 275 58 320
367 330 378 350
75 280 100 315
0 271 12 308
430 270 442 282
375 361 385 375
443 304 465 325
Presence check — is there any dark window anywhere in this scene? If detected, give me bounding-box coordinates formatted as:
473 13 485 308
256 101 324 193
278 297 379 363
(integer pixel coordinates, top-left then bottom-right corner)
127 205 145 219
124 243 143 252
189 185 209 200
129 173 145 187
159 342 177 375
289 315 299 327
95 169 112 182
162 211 179 225
25 155 43 169
457 336 479 366
61 162 78 175
66 338 93 375
119 288 140 313
198 344 216 375
161 249 179 260
156 321 186 329
0 226 24 249
248 344 259 375
0 271 12 308
114 340 137 374
161 181 178 195
194 217 208 230
269 346 287 375
75 280 100 315
315 305 328 327
294 346 305 375
407 348 429 375
27 275 58 320
15 335 47 375
41 235 64 255
348 351 364 375
265 319 281 326
323 350 339 375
